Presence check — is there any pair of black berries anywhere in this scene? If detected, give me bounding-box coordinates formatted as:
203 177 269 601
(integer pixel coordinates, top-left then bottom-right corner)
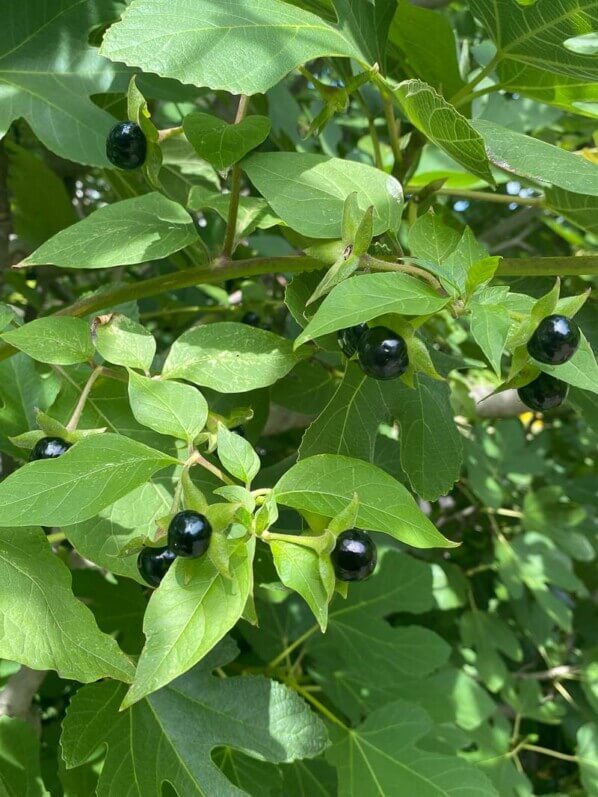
518 314 580 412
338 324 409 380
137 510 212 588
106 122 147 170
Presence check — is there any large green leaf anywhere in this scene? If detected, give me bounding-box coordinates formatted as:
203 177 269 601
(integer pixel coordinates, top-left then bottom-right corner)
0 0 125 166
473 120 598 195
242 152 403 238
2 317 94 365
163 322 300 393
470 303 511 377
62 639 328 797
295 272 448 346
330 0 395 65
123 538 255 707
101 0 357 95
271 540 334 632
21 193 198 270
0 526 134 682
470 0 598 82
0 717 48 797
0 434 176 527
393 80 495 184
327 700 498 796
275 454 456 548
546 185 598 235
94 315 156 372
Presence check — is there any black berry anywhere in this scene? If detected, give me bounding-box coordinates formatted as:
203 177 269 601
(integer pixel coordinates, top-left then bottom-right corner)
527 314 580 365
137 546 176 588
337 323 367 358
357 326 409 380
518 372 569 412
168 510 212 558
106 122 147 170
331 529 377 582
241 311 261 327
30 437 71 462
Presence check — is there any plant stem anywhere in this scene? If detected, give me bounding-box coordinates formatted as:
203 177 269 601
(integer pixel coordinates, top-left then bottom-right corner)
157 126 184 143
193 452 234 485
267 624 319 670
450 54 500 107
381 91 403 168
407 186 544 207
520 744 578 763
66 366 104 432
46 532 66 544
222 95 250 259
363 254 443 292
290 681 348 730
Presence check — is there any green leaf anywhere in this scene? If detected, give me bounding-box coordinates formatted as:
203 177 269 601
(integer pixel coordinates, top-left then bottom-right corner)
578 723 598 796
395 375 463 501
390 3 465 100
466 257 501 296
546 185 598 235
271 541 333 632
62 639 328 797
536 332 598 393
94 314 156 372
0 434 176 527
0 1 125 166
217 423 261 484
2 317 93 365
243 152 403 238
128 371 208 443
330 0 396 65
101 0 357 96
295 273 448 346
6 141 78 249
66 479 173 582
0 526 134 682
0 717 48 797
460 610 522 692
392 80 495 185
275 454 456 549
327 700 498 796
470 0 598 82
470 303 511 376
163 322 300 393
473 120 598 195
184 112 271 171
21 193 198 270
123 538 255 707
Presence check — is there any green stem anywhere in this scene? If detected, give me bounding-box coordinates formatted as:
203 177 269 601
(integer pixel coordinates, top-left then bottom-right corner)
261 529 325 552
222 95 250 258
497 256 598 277
46 532 66 544
450 54 500 107
381 91 403 168
408 186 544 207
65 366 104 432
520 744 578 764
363 254 443 292
157 126 184 143
267 624 319 670
290 681 348 730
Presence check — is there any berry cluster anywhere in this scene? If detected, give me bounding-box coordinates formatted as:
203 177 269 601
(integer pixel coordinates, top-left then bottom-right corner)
137 510 213 587
518 314 580 412
338 324 409 380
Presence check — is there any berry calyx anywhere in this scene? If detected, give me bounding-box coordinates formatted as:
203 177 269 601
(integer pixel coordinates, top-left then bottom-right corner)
106 122 147 170
331 529 377 582
357 326 409 380
518 372 569 412
337 323 367 358
137 545 176 587
527 314 580 365
167 510 212 558
30 437 71 462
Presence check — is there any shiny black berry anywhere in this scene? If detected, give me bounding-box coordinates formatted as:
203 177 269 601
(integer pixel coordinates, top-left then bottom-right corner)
357 326 409 380
331 529 377 582
106 122 147 170
29 437 71 462
168 510 212 558
337 323 367 358
241 311 261 327
137 546 176 588
527 314 580 365
518 372 569 412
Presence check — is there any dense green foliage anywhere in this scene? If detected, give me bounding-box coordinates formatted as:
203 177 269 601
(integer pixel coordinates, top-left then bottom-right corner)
0 1 597 795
